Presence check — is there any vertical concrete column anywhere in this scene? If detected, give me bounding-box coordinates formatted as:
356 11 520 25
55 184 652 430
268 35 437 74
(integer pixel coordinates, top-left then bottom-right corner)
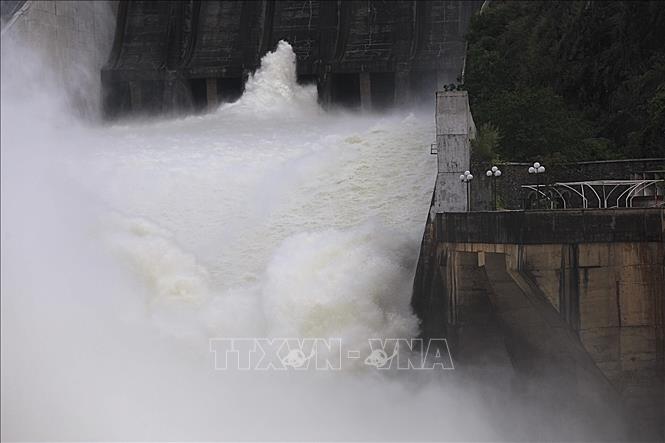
559 244 580 330
242 69 251 88
162 77 174 113
318 72 333 108
129 80 142 112
433 91 473 213
446 249 459 326
206 78 218 110
359 72 372 112
394 70 410 107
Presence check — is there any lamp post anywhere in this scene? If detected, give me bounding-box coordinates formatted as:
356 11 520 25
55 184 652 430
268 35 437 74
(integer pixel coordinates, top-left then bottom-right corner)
485 165 502 211
459 170 474 212
528 162 546 209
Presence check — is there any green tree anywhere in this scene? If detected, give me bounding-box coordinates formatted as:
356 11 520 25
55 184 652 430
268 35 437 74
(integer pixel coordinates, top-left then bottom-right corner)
471 123 502 161
464 1 665 161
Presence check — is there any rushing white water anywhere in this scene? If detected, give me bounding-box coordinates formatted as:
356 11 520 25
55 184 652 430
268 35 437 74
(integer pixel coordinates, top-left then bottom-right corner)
92 43 431 347
1 39 618 441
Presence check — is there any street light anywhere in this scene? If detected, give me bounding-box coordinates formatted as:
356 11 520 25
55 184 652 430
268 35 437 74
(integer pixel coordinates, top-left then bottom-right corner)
460 170 473 212
528 162 546 209
486 165 502 210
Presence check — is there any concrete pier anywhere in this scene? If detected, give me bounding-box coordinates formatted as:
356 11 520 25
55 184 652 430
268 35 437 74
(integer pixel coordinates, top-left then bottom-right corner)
432 91 476 213
359 72 372 112
394 70 410 107
206 78 218 110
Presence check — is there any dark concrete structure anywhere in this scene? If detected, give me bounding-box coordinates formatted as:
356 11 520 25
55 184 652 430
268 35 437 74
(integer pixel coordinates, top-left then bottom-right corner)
101 0 482 117
412 208 665 440
435 208 665 244
423 79 665 441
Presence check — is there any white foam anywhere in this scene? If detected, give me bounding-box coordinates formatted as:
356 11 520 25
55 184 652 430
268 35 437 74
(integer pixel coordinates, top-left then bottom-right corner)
3 35 562 441
220 40 320 117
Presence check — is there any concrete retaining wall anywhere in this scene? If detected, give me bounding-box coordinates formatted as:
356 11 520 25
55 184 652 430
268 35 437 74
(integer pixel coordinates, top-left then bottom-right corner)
432 91 476 213
412 208 665 439
436 208 664 244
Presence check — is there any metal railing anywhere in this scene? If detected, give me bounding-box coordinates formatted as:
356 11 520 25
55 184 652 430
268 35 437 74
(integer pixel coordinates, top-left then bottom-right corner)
521 179 664 209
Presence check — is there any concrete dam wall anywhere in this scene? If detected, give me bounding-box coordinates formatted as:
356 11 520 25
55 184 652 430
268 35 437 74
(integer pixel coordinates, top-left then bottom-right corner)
412 208 665 439
101 0 482 118
1 1 116 118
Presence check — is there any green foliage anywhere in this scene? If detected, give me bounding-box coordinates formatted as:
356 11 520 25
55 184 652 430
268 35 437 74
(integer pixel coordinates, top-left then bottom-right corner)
472 86 594 162
465 1 665 161
471 122 502 160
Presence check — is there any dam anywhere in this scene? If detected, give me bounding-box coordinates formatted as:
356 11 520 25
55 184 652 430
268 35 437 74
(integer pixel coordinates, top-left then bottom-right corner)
101 0 482 116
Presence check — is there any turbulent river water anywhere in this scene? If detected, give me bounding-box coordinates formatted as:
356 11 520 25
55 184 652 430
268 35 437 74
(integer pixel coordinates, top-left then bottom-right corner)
2 39 615 441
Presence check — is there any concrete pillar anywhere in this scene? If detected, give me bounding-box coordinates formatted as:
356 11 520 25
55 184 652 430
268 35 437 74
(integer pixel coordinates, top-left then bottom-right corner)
206 78 218 110
359 72 372 112
433 91 473 213
394 70 410 107
129 80 142 112
560 244 580 330
318 73 332 108
162 77 174 113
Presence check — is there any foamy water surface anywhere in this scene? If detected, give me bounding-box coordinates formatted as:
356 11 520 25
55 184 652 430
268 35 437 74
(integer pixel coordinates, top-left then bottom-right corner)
2 40 609 441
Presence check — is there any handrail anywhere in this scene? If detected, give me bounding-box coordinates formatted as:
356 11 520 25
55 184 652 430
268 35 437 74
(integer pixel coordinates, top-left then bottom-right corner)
522 179 663 209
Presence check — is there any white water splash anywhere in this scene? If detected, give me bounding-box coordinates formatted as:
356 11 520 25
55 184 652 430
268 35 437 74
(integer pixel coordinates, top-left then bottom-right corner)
2 37 616 442
221 40 320 116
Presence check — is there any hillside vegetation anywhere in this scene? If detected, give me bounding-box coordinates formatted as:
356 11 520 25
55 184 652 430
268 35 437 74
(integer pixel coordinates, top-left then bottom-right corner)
465 0 665 162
